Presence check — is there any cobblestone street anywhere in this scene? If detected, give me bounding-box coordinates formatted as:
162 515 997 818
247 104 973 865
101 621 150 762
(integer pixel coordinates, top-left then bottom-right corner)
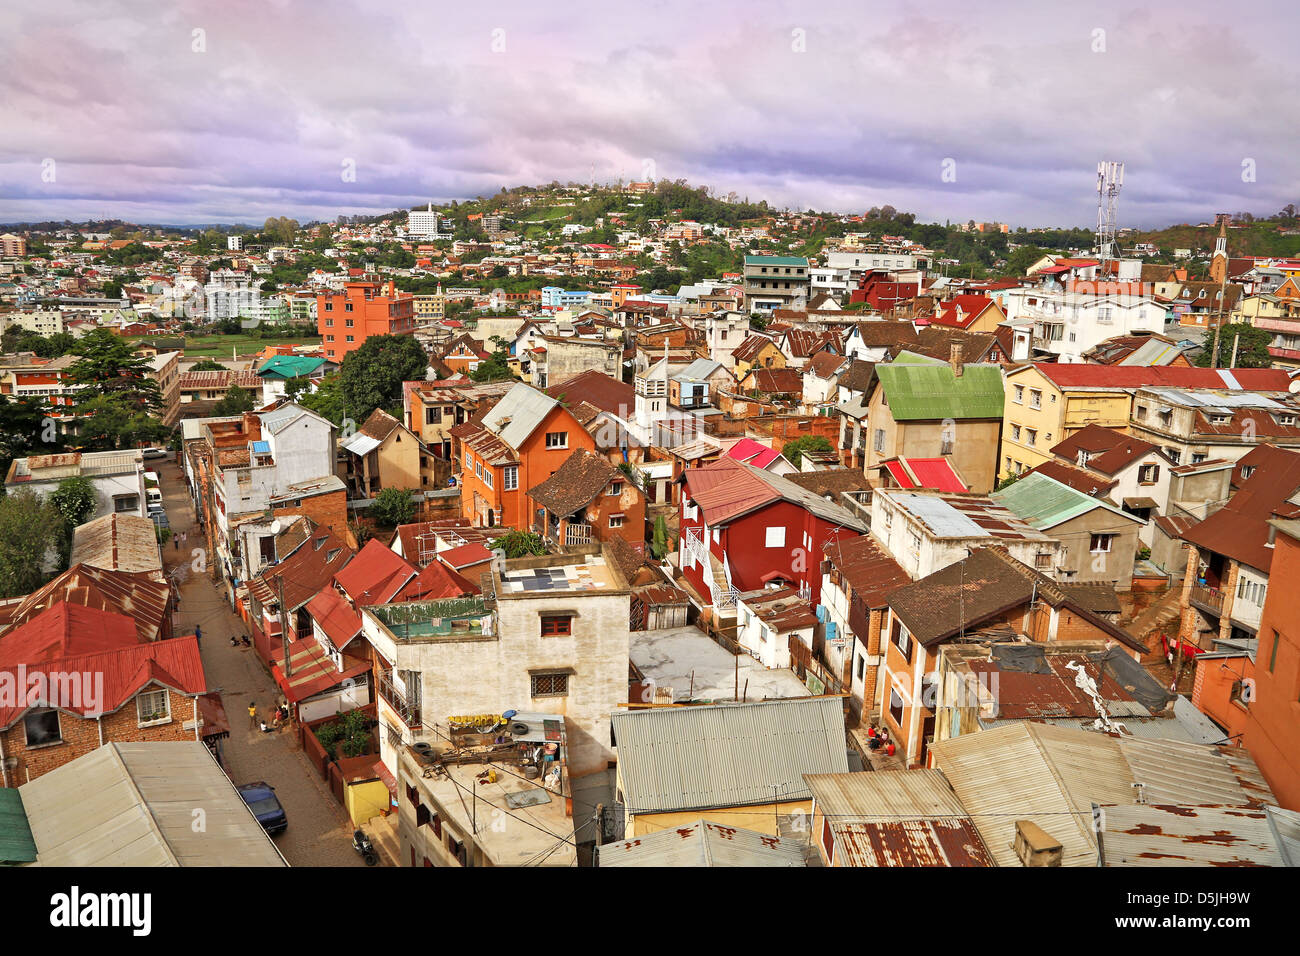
158 454 372 867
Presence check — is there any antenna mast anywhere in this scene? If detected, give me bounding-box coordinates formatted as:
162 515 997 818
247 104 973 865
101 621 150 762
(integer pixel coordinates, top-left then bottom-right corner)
1096 161 1124 271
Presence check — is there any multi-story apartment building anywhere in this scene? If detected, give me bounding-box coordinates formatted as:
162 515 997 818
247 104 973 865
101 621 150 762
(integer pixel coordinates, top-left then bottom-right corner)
203 278 261 322
743 255 809 313
5 449 148 519
316 280 416 363
144 349 181 426
1128 385 1300 466
0 233 28 257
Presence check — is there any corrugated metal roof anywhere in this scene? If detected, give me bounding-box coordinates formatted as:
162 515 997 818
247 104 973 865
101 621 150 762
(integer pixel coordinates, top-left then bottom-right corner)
1118 737 1275 807
340 432 382 456
69 513 163 576
874 362 1004 421
599 819 805 867
991 472 1137 530
804 769 966 820
0 789 37 864
829 818 993 867
480 382 559 451
1096 803 1300 867
18 742 286 866
611 697 849 815
890 492 988 537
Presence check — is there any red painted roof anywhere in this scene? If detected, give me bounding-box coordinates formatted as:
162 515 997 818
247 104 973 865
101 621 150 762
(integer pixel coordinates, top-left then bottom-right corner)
304 587 363 650
933 295 996 329
0 604 140 664
725 438 783 470
882 457 968 493
271 638 369 705
439 542 493 569
0 633 205 729
333 540 416 606
398 560 479 600
1027 364 1293 391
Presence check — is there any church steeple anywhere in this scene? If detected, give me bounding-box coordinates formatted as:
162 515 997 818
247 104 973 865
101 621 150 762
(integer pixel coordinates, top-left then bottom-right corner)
1209 214 1229 284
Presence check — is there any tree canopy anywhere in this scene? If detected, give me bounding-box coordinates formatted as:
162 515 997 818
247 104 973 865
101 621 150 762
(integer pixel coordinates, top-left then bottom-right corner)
338 335 429 422
1194 323 1273 369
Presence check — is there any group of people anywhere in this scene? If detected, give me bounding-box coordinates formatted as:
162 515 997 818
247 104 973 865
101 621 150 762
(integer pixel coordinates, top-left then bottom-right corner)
865 724 892 752
248 702 292 733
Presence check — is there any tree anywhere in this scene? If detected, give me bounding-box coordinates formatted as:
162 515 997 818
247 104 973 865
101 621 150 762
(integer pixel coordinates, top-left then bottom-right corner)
338 335 429 423
1194 323 1273 369
67 329 162 413
0 396 59 478
650 514 670 560
189 359 227 372
298 375 347 426
780 435 833 468
469 337 516 383
369 487 417 527
50 476 98 529
0 489 62 598
73 394 169 451
212 384 256 416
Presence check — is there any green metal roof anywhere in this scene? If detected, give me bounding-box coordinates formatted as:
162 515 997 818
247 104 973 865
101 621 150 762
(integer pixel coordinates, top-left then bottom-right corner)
991 471 1137 530
890 350 945 366
875 362 1004 421
0 789 37 865
258 355 326 379
744 255 808 266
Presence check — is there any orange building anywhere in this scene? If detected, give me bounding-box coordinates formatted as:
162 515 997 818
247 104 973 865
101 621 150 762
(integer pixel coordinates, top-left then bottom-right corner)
1241 520 1300 809
450 383 596 528
316 279 415 363
1191 648 1253 743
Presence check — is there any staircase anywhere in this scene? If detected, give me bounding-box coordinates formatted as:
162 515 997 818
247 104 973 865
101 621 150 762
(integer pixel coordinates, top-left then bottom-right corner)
709 551 737 618
1129 586 1183 655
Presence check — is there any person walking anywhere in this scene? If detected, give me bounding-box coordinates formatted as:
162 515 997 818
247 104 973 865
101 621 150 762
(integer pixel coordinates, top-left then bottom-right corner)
248 702 257 730
194 624 202 646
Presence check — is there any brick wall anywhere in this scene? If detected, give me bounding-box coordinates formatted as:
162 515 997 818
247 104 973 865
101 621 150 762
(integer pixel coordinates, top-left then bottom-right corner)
1 688 197 785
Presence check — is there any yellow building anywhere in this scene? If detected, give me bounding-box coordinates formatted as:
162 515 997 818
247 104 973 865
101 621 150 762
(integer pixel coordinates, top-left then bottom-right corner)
340 408 432 497
1001 365 1135 479
730 334 786 381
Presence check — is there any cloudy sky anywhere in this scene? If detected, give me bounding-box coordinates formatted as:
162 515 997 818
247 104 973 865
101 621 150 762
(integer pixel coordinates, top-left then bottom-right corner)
2 0 1297 228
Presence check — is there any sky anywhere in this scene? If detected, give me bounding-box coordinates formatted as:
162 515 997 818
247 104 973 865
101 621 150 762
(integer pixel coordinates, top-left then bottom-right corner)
2 0 1298 229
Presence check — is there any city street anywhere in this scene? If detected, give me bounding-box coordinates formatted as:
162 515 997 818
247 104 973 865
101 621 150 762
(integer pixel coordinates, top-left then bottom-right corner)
157 454 371 867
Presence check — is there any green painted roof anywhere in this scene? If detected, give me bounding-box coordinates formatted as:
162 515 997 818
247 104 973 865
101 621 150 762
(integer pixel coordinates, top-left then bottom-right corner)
744 255 808 266
0 789 36 864
258 355 326 379
990 471 1137 530
875 362 1004 421
891 350 945 366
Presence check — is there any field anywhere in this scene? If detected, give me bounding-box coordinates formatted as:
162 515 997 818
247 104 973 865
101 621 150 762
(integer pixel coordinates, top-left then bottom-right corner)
129 333 323 359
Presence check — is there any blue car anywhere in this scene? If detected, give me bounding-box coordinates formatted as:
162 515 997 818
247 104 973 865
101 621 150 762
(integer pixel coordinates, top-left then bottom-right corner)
237 781 287 835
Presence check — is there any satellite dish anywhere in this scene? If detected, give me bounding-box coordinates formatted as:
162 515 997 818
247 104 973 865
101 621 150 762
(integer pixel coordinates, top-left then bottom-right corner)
270 519 282 534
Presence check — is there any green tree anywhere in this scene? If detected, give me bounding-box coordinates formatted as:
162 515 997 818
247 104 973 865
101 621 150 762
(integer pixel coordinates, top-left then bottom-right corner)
67 329 162 413
780 435 833 468
73 394 169 451
0 489 62 598
650 514 670 560
50 476 98 528
0 396 58 478
212 384 256 416
338 335 429 423
189 359 227 372
496 529 547 558
369 487 417 527
297 375 347 426
1195 323 1273 369
469 336 516 383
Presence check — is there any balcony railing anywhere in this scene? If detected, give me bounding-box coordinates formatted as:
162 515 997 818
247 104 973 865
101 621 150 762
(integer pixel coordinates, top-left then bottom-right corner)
376 673 422 729
1190 584 1225 615
565 523 592 547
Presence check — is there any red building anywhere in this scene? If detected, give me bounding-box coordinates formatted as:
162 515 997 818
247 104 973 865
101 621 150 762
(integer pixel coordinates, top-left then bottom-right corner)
1242 520 1300 809
848 270 919 312
317 280 416 363
676 458 865 613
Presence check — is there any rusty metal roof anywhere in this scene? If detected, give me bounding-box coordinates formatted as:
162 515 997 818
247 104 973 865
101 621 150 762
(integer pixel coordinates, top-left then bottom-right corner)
69 514 163 577
1096 803 1300 867
599 819 805 867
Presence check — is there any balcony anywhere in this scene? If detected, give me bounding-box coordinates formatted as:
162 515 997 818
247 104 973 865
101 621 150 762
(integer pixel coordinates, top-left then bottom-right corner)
1190 584 1225 616
377 672 421 729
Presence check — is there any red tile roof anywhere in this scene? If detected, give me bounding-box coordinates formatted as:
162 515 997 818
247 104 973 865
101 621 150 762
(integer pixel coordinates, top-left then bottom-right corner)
399 560 479 599
0 565 171 644
304 587 363 650
1181 445 1300 572
439 542 494 569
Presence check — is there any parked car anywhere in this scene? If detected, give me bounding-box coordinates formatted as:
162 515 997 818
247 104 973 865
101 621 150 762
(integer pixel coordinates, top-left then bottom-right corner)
141 446 168 460
150 510 169 529
237 782 287 835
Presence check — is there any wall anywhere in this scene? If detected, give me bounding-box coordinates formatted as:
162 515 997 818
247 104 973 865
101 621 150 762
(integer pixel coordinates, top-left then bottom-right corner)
899 419 1001 494
1048 509 1142 589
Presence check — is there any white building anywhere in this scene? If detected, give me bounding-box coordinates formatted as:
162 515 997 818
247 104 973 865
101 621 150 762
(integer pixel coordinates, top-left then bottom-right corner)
227 235 244 252
4 449 147 519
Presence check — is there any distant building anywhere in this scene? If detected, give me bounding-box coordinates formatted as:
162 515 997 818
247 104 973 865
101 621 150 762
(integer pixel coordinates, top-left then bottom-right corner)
317 279 416 362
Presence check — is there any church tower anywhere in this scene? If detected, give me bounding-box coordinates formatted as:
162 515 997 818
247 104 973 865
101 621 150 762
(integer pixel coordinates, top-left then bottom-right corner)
1209 215 1229 285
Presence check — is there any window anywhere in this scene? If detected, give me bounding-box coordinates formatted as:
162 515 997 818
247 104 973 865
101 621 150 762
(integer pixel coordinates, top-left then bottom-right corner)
765 526 786 548
1269 630 1280 672
545 431 568 449
1011 424 1021 442
1013 385 1025 404
608 481 623 496
23 708 61 747
504 465 518 491
113 494 139 513
1090 533 1114 553
137 689 170 725
465 452 473 471
425 406 442 425
531 673 569 697
1025 428 1036 446
856 655 866 680
1136 404 1148 419
891 619 912 660
1035 552 1052 569
873 428 885 452
1029 389 1042 410
609 514 624 528
483 468 493 489
908 531 921 556
889 688 904 728
1139 463 1159 484
474 460 483 479
540 615 572 637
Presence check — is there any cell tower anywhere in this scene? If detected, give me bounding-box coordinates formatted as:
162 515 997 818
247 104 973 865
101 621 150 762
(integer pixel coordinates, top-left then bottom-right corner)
1096 161 1124 267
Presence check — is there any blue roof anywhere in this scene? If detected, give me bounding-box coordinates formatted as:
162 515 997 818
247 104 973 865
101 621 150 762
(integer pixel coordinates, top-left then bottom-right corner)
252 441 271 454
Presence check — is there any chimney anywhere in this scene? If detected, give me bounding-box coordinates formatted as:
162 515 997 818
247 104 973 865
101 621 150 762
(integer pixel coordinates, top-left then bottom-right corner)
1013 820 1063 867
949 343 964 377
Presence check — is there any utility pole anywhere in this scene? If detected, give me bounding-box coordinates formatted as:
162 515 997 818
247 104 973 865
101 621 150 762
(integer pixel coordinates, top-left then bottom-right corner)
1229 331 1241 369
277 573 293 679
